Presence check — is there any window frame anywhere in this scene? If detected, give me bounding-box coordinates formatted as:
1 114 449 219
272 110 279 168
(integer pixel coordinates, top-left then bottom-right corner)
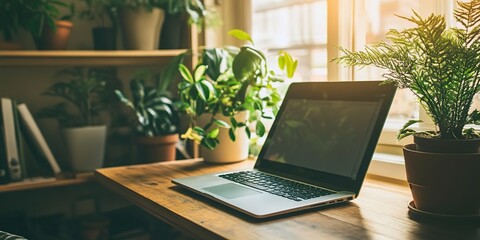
245 0 455 180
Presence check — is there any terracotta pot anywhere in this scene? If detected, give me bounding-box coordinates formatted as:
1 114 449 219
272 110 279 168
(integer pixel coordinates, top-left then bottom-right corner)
198 111 250 164
403 144 480 215
36 20 73 50
135 134 179 163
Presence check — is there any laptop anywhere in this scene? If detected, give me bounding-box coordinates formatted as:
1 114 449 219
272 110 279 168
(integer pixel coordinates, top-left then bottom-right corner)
172 81 396 218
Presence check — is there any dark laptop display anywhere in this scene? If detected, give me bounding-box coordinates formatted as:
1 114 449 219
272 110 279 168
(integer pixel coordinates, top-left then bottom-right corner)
255 81 394 195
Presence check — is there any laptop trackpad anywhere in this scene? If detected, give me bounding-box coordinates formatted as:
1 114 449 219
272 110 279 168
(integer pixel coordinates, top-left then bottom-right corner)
203 183 262 199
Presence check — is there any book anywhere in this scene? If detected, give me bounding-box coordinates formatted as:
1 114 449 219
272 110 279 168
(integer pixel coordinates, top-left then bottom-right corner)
0 125 9 183
1 98 22 181
17 103 61 175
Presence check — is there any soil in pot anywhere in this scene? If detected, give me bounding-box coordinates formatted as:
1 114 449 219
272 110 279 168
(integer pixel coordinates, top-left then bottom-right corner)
414 134 480 153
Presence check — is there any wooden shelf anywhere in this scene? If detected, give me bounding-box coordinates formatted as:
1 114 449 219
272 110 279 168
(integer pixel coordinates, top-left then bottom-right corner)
0 172 94 193
0 50 187 66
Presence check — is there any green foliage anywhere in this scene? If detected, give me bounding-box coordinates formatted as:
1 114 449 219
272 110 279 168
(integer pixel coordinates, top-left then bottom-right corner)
115 71 179 137
118 0 209 28
0 1 21 41
334 0 480 140
80 0 120 27
179 29 297 149
20 0 74 37
38 67 108 127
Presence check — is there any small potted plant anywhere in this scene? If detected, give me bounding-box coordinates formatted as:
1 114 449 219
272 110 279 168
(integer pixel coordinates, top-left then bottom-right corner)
80 0 119 50
334 0 480 216
38 67 108 172
0 0 22 49
116 0 210 50
115 71 180 163
22 0 75 50
178 29 297 163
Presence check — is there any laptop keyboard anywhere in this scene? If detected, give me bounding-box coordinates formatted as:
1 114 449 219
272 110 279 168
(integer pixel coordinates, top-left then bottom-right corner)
218 171 335 202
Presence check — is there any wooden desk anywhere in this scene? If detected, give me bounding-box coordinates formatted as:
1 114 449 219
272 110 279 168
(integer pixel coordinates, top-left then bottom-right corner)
94 159 479 240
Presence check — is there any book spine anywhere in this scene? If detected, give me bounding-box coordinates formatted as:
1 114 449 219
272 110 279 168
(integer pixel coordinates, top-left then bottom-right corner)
1 98 22 181
17 103 61 175
0 126 10 184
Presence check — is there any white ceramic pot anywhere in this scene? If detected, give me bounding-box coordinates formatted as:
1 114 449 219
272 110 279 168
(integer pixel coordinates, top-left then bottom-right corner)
198 111 250 163
63 125 107 172
118 7 165 50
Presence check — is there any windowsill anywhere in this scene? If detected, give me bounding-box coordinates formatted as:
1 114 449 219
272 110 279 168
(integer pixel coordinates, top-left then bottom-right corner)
368 152 407 181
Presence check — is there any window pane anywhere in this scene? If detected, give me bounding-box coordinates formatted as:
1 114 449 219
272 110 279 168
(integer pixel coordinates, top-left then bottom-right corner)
252 0 328 82
354 0 420 121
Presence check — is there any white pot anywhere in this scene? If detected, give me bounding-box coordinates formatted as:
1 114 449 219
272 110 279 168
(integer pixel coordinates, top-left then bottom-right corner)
63 125 107 172
118 7 165 50
198 111 250 163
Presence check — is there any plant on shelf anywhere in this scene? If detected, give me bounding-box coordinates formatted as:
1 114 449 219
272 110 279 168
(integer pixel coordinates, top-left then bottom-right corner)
38 67 109 172
80 0 120 50
116 0 210 50
178 29 297 163
21 0 75 50
115 69 181 163
0 0 22 49
334 0 480 215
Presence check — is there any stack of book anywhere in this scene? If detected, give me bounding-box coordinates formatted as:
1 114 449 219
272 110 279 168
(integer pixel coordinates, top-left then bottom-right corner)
0 97 62 184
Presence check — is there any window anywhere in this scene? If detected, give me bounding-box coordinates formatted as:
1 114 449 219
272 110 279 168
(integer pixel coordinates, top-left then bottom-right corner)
251 0 456 179
251 0 455 141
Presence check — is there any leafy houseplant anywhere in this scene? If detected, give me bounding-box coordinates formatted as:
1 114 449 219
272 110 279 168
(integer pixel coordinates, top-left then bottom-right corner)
116 0 209 50
22 0 75 50
39 67 109 172
80 0 119 50
115 71 180 162
0 0 22 49
335 0 480 215
178 29 297 163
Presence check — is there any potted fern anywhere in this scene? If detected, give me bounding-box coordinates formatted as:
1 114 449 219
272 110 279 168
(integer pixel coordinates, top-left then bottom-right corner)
38 67 108 172
178 29 297 163
115 71 180 163
335 0 480 216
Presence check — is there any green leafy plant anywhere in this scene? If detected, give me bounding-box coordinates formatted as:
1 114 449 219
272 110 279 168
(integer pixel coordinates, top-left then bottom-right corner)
334 0 480 140
114 70 180 137
38 67 108 127
80 0 119 27
0 0 21 42
21 0 75 38
178 29 298 149
118 0 209 28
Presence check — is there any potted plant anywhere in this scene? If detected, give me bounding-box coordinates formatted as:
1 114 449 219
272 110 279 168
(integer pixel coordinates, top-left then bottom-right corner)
38 67 108 172
0 0 22 49
80 0 119 50
116 0 209 50
178 29 297 163
334 0 480 216
21 0 75 50
115 71 180 163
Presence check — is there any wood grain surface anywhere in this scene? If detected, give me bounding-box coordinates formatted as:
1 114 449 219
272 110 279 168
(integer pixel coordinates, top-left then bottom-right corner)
94 159 479 240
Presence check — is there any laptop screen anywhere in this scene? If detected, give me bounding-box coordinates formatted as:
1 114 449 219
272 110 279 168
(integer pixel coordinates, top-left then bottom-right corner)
255 81 395 194
262 99 382 180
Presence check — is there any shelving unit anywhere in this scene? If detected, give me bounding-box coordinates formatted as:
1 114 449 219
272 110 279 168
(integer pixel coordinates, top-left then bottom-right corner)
0 173 94 193
0 50 188 66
